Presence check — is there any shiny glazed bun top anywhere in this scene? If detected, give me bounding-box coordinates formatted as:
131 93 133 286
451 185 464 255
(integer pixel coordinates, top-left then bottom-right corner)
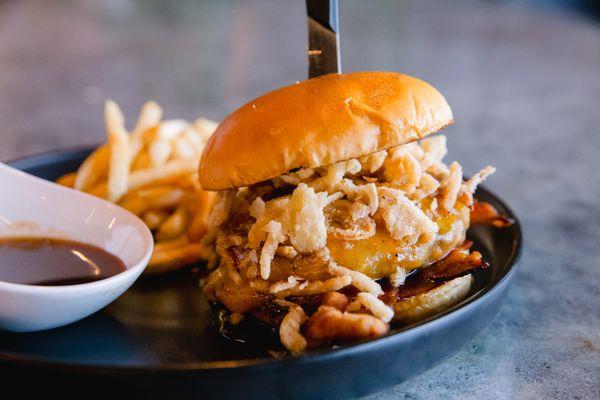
199 71 453 191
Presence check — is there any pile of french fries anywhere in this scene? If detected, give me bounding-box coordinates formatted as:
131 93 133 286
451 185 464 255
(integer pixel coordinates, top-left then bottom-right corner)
57 100 217 274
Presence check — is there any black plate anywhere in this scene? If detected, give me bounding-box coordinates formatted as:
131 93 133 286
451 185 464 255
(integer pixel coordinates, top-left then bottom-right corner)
1 148 522 399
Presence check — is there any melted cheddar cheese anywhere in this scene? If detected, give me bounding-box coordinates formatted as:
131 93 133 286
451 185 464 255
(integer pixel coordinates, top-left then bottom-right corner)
328 203 468 278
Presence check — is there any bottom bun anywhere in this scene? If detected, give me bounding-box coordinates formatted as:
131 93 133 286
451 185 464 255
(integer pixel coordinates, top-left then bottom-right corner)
392 274 473 322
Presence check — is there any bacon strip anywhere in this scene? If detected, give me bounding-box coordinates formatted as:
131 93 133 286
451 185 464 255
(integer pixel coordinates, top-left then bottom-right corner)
381 247 488 306
470 201 514 228
254 246 488 330
420 249 487 281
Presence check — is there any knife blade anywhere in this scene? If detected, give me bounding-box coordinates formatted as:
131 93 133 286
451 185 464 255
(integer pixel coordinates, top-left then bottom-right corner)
306 0 341 78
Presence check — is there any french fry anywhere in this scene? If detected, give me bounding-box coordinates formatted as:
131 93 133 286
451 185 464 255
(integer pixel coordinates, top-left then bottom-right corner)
188 190 217 241
148 139 172 166
173 135 197 160
119 187 187 216
193 118 219 141
153 235 189 251
182 127 205 150
146 241 205 274
57 172 77 188
172 173 200 191
131 148 151 170
86 182 108 198
58 99 218 274
74 145 109 190
105 100 131 202
87 159 196 199
128 159 197 191
142 210 170 230
156 205 190 241
130 101 163 159
156 120 187 140
118 194 151 216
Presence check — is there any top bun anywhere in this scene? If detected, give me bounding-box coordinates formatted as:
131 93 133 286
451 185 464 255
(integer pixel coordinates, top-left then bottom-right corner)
199 71 453 191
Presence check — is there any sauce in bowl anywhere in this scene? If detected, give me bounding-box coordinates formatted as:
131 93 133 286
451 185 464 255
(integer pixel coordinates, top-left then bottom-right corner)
0 237 126 286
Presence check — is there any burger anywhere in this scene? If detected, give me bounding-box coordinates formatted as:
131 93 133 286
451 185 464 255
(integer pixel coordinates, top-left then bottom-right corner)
198 71 509 353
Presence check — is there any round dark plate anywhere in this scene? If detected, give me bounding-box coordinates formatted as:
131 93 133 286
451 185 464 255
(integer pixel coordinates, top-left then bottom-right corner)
1 148 522 399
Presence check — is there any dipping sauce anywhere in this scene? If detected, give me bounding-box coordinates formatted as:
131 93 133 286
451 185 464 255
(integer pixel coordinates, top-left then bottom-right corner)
0 237 126 286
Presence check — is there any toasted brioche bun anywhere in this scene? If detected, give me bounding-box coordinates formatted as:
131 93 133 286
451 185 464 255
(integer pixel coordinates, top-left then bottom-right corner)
199 71 453 191
392 274 473 322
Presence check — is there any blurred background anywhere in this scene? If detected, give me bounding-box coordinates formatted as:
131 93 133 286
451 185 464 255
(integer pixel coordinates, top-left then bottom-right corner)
0 1 598 399
0 0 598 165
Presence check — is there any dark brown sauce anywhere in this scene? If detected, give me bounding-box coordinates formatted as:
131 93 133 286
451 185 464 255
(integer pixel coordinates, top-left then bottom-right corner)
0 237 126 286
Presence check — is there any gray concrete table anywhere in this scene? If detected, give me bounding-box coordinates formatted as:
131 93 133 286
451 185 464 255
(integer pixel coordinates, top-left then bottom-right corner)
1 1 598 398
